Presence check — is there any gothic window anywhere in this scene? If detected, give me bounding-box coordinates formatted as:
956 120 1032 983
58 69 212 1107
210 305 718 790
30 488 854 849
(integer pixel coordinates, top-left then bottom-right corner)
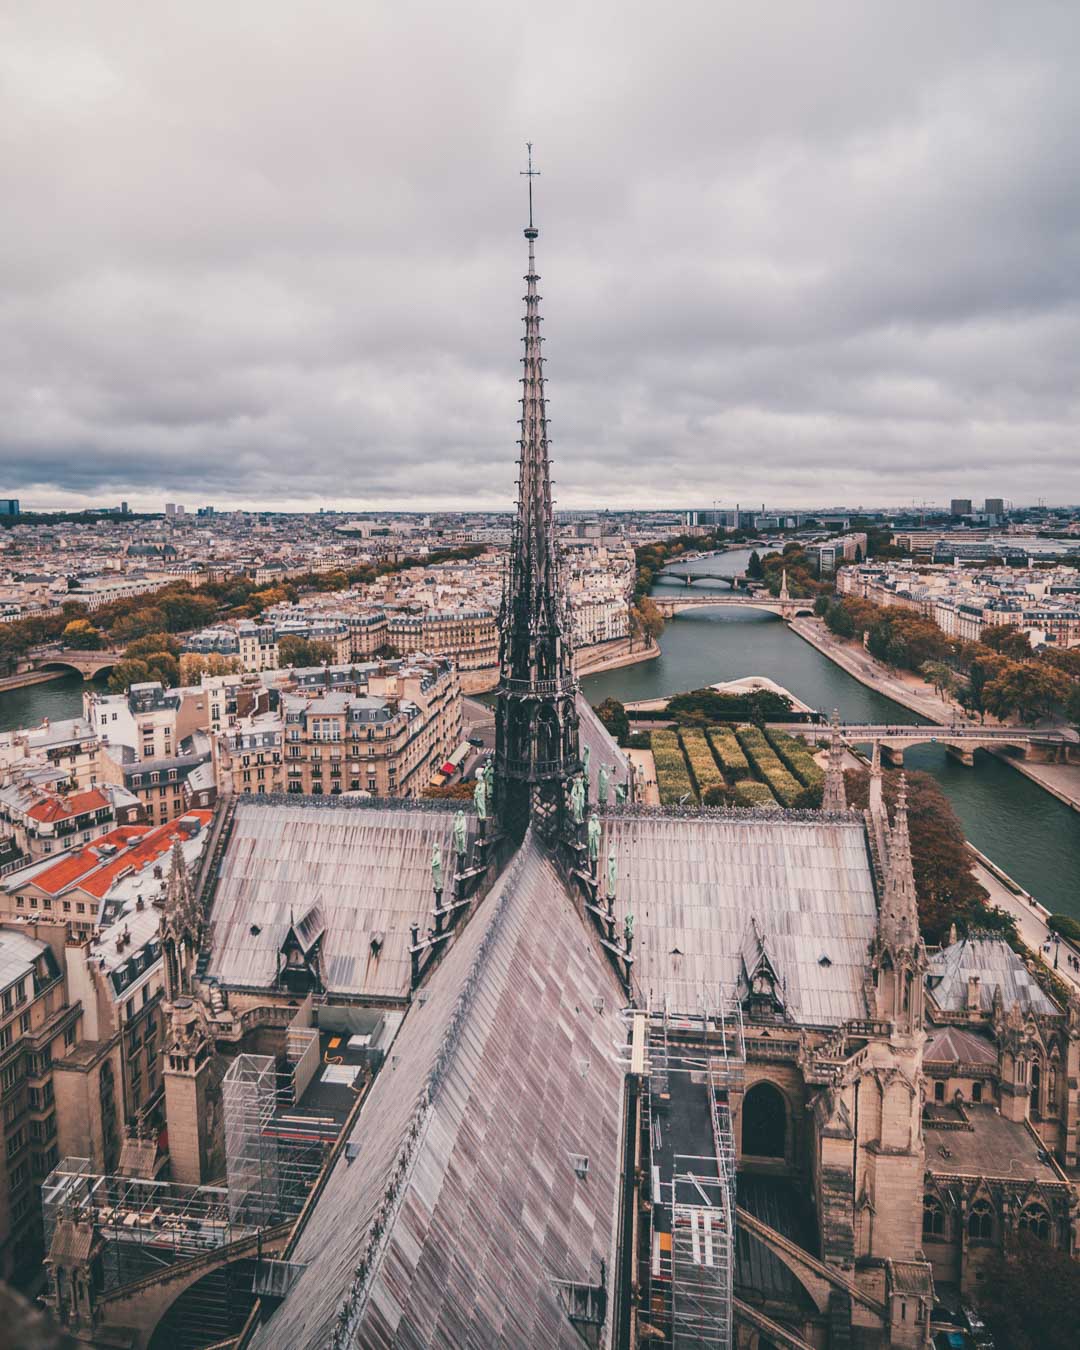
1030 1061 1041 1113
1019 1205 1051 1243
968 1200 994 1242
923 1196 946 1239
934 1080 945 1103
1047 1064 1058 1110
741 1081 786 1159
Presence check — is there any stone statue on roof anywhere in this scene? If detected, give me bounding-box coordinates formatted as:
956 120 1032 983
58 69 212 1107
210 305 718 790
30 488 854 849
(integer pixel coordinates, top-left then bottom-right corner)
473 773 487 820
453 810 467 858
587 814 601 864
606 845 617 901
431 843 442 893
598 764 610 806
569 774 585 825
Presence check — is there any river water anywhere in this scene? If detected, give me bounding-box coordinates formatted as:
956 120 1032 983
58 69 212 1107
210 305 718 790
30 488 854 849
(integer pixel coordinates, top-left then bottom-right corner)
582 548 1080 918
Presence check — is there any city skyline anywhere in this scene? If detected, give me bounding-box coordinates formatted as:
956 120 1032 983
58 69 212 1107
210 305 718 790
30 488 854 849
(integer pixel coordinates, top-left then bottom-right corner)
4 3 1080 512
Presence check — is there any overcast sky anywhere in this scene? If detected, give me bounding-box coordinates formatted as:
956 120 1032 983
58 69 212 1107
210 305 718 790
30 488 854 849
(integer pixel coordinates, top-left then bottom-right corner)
3 3 1079 513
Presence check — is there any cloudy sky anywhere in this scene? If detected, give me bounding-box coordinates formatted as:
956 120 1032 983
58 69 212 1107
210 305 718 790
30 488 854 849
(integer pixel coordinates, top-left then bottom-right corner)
3 2 1079 513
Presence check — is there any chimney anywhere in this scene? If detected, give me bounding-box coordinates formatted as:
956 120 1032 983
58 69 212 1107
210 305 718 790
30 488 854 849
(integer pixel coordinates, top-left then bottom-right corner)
966 975 981 1013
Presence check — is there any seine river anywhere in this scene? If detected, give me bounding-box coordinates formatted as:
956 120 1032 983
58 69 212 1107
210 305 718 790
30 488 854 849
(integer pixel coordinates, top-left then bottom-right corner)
3 557 1078 915
582 548 1080 919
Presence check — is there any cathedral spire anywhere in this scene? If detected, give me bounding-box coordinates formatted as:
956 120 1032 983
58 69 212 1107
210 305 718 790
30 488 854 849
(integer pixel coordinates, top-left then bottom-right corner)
494 145 580 841
821 709 846 812
879 774 919 948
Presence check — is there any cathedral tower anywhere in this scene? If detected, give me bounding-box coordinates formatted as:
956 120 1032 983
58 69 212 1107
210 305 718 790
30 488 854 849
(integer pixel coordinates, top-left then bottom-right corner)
494 146 580 841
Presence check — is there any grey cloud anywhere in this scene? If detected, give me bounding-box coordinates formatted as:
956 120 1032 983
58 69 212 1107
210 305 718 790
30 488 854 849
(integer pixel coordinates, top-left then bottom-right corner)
2 1 1079 510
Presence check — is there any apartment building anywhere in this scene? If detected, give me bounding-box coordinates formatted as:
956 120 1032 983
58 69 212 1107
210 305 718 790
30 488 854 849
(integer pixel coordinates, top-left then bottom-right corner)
281 656 461 798
216 713 285 796
86 682 216 826
0 925 77 1282
0 783 140 865
386 608 498 673
237 621 279 672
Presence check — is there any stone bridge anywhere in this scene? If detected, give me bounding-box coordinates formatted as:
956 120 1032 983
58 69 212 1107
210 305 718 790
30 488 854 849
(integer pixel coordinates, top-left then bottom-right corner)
770 720 1078 767
94 1220 292 1347
652 594 813 621
25 646 120 680
660 571 747 588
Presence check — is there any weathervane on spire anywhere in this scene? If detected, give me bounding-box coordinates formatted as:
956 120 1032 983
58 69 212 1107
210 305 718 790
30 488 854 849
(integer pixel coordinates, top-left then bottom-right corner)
521 141 540 238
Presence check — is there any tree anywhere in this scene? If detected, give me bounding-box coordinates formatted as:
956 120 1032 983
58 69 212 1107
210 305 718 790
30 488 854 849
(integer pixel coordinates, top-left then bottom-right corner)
594 698 630 745
179 651 243 684
981 622 1033 660
920 660 957 703
108 658 153 692
1067 682 1080 732
978 1234 1080 1350
278 635 336 669
746 550 764 581
124 632 182 660
62 619 104 650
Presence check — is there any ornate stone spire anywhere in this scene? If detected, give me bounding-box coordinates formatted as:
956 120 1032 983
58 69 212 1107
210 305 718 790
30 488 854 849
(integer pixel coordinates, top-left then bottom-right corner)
822 709 846 812
879 775 919 949
494 144 581 841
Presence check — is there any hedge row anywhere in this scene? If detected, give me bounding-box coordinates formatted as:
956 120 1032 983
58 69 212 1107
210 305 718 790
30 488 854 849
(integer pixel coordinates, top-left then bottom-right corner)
735 726 804 808
678 728 725 797
650 730 697 805
706 726 750 780
734 779 777 808
765 728 824 790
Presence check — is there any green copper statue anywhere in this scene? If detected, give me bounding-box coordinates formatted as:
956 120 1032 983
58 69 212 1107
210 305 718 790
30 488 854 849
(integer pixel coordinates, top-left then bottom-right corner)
453 810 467 857
582 743 591 782
431 843 442 893
606 845 617 901
587 814 601 864
473 773 487 820
597 764 610 806
569 774 586 825
614 782 627 804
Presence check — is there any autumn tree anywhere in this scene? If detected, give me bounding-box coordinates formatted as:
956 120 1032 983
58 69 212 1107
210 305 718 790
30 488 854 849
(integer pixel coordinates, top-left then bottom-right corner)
278 635 336 669
62 619 104 650
981 622 1033 660
594 698 630 745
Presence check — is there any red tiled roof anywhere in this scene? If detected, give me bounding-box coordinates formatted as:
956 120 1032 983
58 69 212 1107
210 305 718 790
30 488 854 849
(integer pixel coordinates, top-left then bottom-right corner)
26 788 111 824
29 813 213 900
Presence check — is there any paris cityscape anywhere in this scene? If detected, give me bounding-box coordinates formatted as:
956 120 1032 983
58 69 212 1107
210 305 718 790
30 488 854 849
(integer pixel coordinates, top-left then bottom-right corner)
3 6 1080 1350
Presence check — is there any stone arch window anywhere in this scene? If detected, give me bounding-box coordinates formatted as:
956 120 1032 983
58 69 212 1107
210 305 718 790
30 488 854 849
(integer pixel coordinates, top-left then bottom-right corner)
742 1080 787 1159
923 1195 947 1240
933 1080 945 1103
968 1200 994 1242
1019 1205 1051 1243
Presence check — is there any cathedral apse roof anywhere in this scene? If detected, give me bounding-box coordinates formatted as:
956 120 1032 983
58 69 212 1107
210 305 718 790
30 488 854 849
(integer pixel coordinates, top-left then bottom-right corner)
249 833 627 1350
600 810 878 1025
927 937 1060 1017
205 800 476 1001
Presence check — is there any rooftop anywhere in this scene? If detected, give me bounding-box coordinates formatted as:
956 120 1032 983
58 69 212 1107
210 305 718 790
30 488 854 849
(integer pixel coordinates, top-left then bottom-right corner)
602 811 878 1025
927 937 1060 1017
925 1103 1063 1183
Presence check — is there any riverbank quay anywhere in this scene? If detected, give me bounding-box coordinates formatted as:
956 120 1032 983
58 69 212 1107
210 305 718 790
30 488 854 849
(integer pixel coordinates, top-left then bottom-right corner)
967 848 1080 997
987 751 1080 814
575 636 660 677
788 617 960 724
0 669 65 693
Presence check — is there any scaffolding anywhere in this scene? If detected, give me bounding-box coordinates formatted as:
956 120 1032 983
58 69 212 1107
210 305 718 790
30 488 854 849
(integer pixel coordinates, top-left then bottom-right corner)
224 1054 280 1227
223 1050 337 1229
636 991 745 1349
43 1157 242 1291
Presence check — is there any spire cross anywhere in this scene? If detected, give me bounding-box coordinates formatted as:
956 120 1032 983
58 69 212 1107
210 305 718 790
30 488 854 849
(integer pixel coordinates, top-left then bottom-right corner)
520 141 540 231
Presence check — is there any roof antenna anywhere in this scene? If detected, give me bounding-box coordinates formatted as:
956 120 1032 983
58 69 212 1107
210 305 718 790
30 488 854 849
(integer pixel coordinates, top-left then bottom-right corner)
521 141 540 239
